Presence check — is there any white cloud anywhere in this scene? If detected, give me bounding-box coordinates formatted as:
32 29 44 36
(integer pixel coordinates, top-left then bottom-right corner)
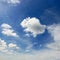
8 43 19 49
7 0 20 5
0 49 59 60
0 39 7 51
20 17 46 37
0 0 20 5
1 23 12 29
0 39 11 54
47 24 60 42
47 24 60 51
0 23 60 60
1 23 19 37
0 38 20 54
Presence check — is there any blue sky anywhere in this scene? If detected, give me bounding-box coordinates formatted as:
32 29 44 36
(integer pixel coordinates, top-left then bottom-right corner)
0 0 60 60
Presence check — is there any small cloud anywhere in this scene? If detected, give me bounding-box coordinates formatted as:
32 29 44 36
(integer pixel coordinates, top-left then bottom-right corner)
1 23 12 29
25 33 30 37
1 23 19 37
8 43 19 49
0 39 7 51
20 17 46 37
7 0 20 5
25 44 33 52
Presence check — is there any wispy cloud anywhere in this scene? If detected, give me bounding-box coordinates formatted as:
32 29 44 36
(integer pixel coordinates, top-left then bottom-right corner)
0 0 20 5
47 24 60 51
0 48 59 60
7 0 20 5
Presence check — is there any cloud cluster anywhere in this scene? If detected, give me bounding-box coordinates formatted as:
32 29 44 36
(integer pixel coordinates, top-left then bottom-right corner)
20 17 46 37
0 17 60 60
1 23 19 37
0 38 19 54
0 23 60 60
19 23 60 60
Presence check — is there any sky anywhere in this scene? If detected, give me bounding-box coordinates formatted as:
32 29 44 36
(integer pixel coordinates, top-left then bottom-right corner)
0 0 60 60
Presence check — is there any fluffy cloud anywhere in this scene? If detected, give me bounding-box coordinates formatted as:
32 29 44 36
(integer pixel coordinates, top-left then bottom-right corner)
0 38 19 54
20 17 46 37
0 39 7 51
1 23 19 37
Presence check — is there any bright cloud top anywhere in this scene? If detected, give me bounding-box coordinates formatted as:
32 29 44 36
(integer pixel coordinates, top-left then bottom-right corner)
20 17 46 37
1 23 19 37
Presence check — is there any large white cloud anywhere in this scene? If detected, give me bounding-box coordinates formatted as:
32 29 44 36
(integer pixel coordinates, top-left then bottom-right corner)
1 23 19 37
20 17 46 37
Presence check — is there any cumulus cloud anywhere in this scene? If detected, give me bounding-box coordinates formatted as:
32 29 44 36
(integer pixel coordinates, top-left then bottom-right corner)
0 39 7 51
1 23 19 37
0 38 19 54
20 17 46 37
